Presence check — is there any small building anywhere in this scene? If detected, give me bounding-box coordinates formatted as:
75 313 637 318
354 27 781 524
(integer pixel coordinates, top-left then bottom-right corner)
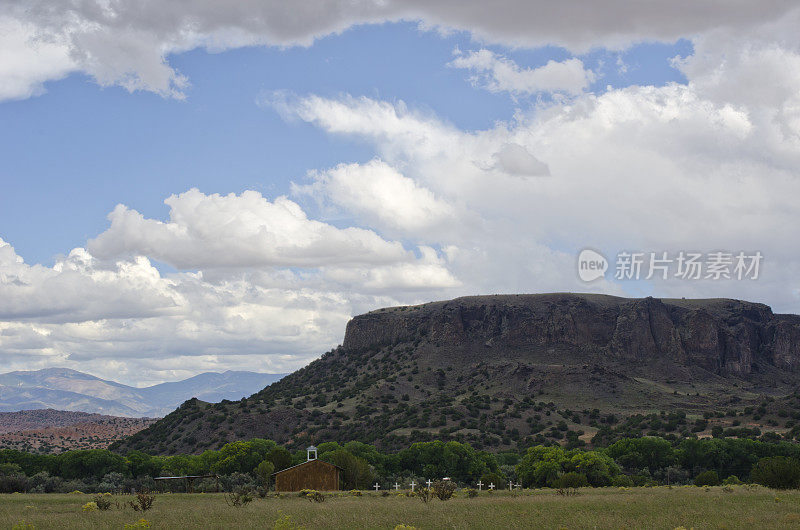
154 474 219 493
272 445 342 492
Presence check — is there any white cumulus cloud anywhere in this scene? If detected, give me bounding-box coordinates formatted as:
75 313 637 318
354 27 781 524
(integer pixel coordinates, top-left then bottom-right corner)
88 188 415 269
293 159 456 233
0 187 461 383
0 16 76 100
450 49 595 96
2 1 800 101
273 38 800 311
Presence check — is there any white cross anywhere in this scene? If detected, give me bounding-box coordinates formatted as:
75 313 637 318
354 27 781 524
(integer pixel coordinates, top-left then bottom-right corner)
394 483 400 491
410 481 416 492
426 479 432 489
488 483 495 490
476 480 483 491
373 483 380 491
515 483 522 490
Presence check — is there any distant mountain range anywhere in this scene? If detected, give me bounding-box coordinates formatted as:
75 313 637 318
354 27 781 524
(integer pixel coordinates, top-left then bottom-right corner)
0 368 287 417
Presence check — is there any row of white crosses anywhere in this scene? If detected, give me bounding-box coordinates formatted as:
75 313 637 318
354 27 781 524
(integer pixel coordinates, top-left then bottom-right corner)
371 478 438 491
374 482 406 490
372 478 521 491
475 480 521 491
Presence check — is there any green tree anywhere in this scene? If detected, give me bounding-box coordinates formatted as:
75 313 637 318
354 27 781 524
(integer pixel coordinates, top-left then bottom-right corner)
343 441 388 475
532 460 562 487
479 471 507 490
553 472 588 488
0 463 23 476
56 450 126 480
516 446 568 487
161 454 206 476
321 449 374 490
750 457 800 489
316 442 343 454
211 442 259 475
267 447 293 472
397 441 489 483
694 470 720 486
568 451 619 486
605 437 675 472
125 451 162 478
255 460 275 488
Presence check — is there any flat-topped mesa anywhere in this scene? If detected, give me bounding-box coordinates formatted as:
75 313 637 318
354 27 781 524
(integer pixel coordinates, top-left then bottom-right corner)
341 293 800 376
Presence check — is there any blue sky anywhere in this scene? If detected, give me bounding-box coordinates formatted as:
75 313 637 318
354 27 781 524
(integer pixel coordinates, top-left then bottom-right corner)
1 4 798 384
0 23 691 267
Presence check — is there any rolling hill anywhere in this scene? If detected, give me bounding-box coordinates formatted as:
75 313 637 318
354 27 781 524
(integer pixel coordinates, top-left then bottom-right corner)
0 368 287 417
113 293 800 455
0 409 157 453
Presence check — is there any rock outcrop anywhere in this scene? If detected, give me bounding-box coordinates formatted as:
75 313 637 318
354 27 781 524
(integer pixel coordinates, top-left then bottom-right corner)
342 294 800 376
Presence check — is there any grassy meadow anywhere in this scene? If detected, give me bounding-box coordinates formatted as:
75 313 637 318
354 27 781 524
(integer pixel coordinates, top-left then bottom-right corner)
2 487 800 529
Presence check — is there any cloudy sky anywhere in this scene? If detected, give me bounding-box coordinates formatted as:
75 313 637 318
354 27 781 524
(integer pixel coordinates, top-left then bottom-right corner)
1 1 800 385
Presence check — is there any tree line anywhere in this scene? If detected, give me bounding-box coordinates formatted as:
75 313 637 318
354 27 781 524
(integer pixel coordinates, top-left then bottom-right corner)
2 435 800 493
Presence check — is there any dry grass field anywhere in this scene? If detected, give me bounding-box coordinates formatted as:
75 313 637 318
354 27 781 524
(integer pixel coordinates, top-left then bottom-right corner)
2 486 800 529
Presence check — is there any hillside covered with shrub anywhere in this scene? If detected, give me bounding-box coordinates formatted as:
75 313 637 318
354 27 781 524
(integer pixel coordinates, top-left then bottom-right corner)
115 294 800 455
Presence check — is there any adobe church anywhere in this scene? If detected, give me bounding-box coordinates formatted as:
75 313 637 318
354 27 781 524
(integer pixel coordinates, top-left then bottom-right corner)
272 445 342 491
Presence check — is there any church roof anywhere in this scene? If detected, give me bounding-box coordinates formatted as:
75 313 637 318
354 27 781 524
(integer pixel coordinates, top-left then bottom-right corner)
271 458 343 475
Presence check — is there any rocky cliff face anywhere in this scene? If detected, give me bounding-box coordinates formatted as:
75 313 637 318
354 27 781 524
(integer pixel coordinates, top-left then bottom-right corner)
342 294 800 376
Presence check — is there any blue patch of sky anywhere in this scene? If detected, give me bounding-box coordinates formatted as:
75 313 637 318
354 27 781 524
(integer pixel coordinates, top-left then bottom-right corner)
472 38 693 94
588 38 694 90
